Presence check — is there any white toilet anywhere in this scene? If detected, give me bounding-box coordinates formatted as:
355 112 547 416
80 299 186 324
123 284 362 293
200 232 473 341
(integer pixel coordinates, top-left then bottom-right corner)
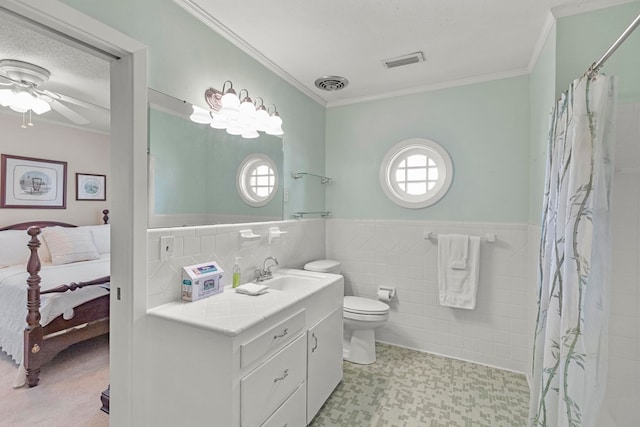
304 259 390 365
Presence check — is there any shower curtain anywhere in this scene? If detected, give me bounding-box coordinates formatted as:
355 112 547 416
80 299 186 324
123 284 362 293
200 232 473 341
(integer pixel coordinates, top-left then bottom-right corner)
529 74 616 427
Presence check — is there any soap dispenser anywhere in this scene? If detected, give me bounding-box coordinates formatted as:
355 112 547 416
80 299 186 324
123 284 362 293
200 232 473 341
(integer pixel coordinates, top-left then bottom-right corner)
232 257 242 288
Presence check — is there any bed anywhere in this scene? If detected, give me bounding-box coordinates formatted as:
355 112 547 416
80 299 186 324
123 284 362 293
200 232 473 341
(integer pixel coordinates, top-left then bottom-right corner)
0 211 110 388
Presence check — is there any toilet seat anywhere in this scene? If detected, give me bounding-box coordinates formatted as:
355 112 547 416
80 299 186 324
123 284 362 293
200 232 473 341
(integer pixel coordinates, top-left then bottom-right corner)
343 310 389 322
343 296 389 315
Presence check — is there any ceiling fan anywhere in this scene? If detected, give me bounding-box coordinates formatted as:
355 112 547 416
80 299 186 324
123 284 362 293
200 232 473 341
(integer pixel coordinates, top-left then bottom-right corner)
0 59 101 126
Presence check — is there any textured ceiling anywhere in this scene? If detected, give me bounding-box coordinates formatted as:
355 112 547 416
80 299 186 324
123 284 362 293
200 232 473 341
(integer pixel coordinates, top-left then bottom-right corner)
0 13 110 133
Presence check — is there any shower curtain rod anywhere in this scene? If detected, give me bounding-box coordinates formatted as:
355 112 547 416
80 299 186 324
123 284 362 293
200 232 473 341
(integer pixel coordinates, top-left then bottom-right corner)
588 12 640 75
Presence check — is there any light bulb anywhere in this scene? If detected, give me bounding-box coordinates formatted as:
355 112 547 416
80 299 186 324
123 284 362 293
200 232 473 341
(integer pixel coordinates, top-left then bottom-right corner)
0 89 15 107
31 98 51 115
189 105 212 124
254 107 270 132
10 91 35 113
242 128 260 139
210 113 228 129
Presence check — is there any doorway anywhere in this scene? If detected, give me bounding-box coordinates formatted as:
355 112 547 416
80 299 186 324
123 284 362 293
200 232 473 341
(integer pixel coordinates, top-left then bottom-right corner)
0 2 147 425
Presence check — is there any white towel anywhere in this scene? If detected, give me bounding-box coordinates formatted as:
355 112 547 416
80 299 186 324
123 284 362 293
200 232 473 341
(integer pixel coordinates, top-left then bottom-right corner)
438 234 480 309
235 283 269 296
447 234 469 270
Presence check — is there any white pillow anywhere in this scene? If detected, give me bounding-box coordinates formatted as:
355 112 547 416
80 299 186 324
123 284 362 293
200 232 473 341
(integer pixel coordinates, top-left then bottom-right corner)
0 229 52 267
85 224 110 254
42 226 99 265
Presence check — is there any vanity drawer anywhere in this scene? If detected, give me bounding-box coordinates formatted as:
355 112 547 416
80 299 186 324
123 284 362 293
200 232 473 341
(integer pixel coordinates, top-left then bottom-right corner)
241 333 306 427
260 382 306 427
241 309 305 368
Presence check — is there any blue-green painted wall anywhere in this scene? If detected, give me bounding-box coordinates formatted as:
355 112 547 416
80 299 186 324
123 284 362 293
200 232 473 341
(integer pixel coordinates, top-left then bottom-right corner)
326 76 531 222
61 0 326 218
529 24 557 225
556 1 640 103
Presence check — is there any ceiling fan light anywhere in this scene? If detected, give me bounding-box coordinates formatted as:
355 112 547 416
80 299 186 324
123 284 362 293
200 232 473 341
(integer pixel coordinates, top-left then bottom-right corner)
11 91 35 112
189 105 212 124
0 89 15 107
31 97 51 114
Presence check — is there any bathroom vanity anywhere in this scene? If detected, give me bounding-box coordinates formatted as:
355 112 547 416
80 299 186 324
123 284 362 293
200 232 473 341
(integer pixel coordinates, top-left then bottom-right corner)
144 268 344 426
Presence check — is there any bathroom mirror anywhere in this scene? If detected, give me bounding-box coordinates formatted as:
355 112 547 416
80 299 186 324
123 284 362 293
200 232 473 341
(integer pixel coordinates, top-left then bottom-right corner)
147 89 284 228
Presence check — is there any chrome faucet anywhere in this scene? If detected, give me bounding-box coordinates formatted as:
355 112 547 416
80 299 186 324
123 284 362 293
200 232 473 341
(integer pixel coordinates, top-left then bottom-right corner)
255 256 279 282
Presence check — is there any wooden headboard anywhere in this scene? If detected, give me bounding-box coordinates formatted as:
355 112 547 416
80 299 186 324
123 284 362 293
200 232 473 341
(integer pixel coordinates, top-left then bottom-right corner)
0 209 109 231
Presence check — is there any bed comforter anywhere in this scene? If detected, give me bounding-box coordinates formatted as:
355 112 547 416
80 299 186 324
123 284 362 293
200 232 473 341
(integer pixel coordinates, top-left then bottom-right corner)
0 254 110 364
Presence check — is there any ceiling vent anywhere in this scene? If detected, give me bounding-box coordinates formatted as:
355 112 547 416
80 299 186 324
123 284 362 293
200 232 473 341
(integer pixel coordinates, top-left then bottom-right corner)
382 52 425 69
314 75 349 91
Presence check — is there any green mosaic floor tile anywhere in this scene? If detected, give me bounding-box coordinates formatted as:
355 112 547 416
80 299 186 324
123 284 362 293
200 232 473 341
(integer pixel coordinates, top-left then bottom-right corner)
310 343 529 427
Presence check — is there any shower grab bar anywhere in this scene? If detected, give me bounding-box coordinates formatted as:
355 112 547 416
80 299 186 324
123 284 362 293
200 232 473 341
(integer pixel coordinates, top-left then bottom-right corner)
425 231 496 243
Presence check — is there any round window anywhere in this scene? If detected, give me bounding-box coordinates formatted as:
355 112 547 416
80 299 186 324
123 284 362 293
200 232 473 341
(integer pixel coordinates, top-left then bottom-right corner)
237 154 278 207
379 138 453 209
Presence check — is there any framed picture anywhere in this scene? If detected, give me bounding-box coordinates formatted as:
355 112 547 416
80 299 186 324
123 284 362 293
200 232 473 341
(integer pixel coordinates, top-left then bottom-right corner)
76 173 106 201
1 154 67 209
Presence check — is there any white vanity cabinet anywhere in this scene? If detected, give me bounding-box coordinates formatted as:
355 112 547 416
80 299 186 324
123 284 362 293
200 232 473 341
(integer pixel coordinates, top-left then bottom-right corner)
144 271 343 427
307 307 343 424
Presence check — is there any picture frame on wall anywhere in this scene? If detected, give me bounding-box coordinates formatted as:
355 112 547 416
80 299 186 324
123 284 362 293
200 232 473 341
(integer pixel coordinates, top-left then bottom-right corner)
1 154 67 209
76 173 106 201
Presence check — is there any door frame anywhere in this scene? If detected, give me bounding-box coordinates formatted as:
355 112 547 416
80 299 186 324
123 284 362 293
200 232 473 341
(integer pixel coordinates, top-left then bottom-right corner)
1 1 148 425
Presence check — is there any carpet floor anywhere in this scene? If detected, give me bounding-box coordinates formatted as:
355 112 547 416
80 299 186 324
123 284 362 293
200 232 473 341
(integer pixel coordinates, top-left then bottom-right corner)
0 335 109 427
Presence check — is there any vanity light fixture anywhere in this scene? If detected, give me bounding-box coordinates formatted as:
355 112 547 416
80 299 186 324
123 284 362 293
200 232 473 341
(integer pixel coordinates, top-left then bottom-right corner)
254 97 270 132
189 104 212 124
266 105 284 136
190 81 284 138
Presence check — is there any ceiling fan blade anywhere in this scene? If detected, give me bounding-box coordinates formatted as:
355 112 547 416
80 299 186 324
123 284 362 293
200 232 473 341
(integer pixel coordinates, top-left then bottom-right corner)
39 89 108 112
49 99 90 125
0 75 15 85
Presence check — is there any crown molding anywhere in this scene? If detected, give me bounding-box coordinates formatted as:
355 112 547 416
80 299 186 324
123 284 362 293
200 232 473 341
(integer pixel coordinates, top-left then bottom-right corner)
325 68 530 108
551 0 637 18
527 11 556 72
173 0 327 107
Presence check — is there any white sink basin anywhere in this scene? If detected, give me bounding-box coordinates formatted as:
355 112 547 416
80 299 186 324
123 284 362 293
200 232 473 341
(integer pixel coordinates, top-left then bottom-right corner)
258 272 323 293
250 268 340 296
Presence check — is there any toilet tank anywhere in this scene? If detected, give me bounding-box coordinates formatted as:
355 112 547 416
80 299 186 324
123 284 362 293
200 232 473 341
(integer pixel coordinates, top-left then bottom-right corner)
304 259 341 274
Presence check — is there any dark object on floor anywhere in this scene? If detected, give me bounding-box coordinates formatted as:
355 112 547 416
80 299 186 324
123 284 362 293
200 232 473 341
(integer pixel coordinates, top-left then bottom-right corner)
100 385 110 414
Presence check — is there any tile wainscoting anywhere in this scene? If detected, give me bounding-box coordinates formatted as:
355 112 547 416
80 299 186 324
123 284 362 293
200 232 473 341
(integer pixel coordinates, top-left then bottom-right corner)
326 219 531 373
146 219 326 309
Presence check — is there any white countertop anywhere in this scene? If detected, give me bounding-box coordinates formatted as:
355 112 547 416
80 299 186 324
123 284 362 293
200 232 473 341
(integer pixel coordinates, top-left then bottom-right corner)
147 269 340 336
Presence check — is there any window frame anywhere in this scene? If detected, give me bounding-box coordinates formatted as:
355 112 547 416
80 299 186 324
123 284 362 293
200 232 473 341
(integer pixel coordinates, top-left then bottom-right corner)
236 153 278 207
379 138 453 209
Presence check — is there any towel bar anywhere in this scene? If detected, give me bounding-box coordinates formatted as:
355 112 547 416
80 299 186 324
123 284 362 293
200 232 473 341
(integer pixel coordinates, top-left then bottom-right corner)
425 231 496 243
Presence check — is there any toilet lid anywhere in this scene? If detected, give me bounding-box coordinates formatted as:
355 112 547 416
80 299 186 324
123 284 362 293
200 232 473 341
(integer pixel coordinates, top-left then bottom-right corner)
304 259 340 273
343 296 389 315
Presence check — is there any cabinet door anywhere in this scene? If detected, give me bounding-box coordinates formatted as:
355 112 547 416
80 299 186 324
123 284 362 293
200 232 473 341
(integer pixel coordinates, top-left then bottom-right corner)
307 307 343 424
241 334 307 427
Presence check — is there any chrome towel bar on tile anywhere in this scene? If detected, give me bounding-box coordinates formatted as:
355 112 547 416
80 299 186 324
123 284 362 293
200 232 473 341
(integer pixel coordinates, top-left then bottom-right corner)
424 231 497 243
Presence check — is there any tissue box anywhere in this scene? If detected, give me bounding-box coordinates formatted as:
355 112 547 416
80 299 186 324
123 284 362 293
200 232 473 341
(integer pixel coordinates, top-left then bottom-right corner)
181 261 224 302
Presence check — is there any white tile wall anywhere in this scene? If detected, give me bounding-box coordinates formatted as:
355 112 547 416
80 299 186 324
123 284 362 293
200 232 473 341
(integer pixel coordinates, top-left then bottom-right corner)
147 219 326 309
606 102 640 399
326 219 530 373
